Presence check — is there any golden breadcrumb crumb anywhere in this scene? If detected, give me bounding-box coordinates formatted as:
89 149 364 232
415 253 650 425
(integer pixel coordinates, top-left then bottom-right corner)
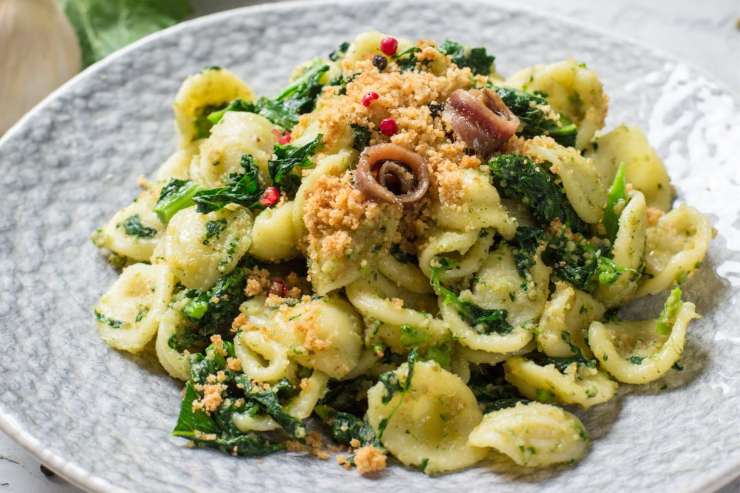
353 446 387 475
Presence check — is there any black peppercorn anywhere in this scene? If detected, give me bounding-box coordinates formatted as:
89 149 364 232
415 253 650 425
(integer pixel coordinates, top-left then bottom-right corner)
372 54 388 71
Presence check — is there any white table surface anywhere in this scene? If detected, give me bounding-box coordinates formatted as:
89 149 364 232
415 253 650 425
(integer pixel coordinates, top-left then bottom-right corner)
1 0 738 491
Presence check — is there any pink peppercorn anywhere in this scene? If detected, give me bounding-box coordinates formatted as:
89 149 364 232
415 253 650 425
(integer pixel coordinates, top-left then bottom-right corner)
361 91 380 107
379 37 398 56
269 277 287 297
272 129 291 144
259 186 280 207
379 118 398 136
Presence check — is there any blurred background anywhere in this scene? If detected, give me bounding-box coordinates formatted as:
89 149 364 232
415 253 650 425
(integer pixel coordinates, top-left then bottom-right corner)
0 0 738 491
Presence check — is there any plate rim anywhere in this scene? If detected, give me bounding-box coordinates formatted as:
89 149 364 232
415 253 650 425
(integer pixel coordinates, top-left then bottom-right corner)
0 1 737 491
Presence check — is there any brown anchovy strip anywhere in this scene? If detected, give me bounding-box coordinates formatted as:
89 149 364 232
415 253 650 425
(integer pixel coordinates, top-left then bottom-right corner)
355 143 430 204
443 88 520 157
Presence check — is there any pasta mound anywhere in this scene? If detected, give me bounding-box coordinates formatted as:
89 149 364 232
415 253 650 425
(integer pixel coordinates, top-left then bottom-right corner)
91 31 713 476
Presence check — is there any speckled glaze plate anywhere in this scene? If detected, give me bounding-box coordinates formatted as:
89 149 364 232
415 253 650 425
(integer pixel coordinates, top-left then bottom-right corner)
1 1 739 492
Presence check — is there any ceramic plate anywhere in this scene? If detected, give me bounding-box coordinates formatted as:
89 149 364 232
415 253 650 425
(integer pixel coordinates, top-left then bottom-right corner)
1 1 739 492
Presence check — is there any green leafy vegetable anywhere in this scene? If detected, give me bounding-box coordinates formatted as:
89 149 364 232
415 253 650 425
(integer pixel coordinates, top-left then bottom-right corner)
656 287 682 335
492 86 577 147
193 155 264 213
603 162 627 241
182 267 247 336
629 355 645 365
173 345 284 457
532 333 597 372
154 179 201 223
314 405 378 447
430 259 513 335
60 0 192 67
488 153 589 234
468 365 529 412
378 349 418 404
118 214 157 238
205 60 329 129
268 134 323 198
351 124 371 152
394 47 422 71
511 226 546 278
235 376 306 440
328 41 350 61
440 39 495 75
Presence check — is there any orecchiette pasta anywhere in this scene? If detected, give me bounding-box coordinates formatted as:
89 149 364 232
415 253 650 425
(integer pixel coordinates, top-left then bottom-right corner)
91 32 715 476
173 67 255 146
433 168 517 237
468 401 589 467
635 205 713 297
537 281 605 357
155 304 192 381
588 292 698 384
507 59 608 148
92 185 164 262
367 361 488 474
94 263 175 352
249 201 299 262
504 356 618 409
163 205 252 290
596 191 647 306
191 111 277 187
588 125 673 211
418 228 493 282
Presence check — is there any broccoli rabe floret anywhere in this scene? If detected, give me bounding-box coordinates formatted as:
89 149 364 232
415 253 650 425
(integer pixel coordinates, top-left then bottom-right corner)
182 267 247 336
492 86 577 147
488 153 589 235
440 39 495 75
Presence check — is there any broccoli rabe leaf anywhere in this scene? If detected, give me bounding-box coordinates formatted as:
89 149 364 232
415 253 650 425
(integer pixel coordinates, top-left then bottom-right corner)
440 39 495 75
205 60 329 129
603 162 627 242
394 47 422 72
235 375 306 440
268 134 323 198
377 349 418 404
542 223 636 292
656 287 682 335
173 346 284 457
351 124 371 152
531 333 597 372
328 41 350 61
118 214 157 238
173 381 219 435
492 86 577 147
315 405 379 447
488 154 589 235
182 267 247 337
511 226 546 278
154 179 202 223
193 154 264 213
468 365 529 413
430 259 513 335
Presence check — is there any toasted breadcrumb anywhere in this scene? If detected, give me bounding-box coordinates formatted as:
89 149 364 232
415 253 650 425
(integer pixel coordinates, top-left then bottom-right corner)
353 446 387 475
